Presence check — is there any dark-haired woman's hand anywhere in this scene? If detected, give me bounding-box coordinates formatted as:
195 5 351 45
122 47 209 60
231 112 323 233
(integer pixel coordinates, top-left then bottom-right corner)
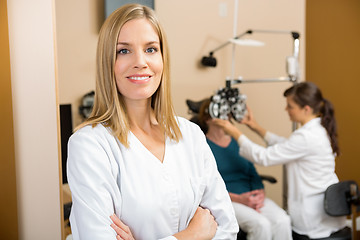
211 119 242 140
240 107 257 128
241 106 267 138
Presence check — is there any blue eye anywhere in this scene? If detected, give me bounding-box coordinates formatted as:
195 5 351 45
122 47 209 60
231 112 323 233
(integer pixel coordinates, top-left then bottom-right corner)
146 47 158 53
117 49 129 54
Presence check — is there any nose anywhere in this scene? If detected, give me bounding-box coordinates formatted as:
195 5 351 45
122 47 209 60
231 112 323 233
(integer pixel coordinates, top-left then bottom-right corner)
134 51 148 69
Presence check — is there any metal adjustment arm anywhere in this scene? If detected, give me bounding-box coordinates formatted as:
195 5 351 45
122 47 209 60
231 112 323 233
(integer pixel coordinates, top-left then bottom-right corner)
226 29 300 87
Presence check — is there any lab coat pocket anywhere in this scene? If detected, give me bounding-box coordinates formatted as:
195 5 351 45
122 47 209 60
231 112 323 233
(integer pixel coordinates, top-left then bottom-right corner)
186 177 207 226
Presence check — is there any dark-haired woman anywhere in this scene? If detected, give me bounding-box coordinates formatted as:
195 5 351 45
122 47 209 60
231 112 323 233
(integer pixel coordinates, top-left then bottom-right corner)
212 81 346 239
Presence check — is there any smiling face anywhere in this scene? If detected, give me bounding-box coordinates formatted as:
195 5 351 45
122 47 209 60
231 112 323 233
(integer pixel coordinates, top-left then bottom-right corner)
115 18 163 104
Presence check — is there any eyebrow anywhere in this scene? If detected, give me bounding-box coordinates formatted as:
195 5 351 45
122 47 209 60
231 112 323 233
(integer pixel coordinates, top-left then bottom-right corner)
116 41 160 46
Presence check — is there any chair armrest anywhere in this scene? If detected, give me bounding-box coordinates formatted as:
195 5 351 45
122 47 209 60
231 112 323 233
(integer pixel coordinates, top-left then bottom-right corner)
260 175 277 184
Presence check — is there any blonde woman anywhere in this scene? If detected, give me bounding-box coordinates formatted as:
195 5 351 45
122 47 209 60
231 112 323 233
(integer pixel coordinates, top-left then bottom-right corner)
67 4 238 240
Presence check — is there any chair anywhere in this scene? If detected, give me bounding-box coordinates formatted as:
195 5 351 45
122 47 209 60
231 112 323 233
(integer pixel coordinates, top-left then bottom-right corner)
293 180 360 240
323 180 360 240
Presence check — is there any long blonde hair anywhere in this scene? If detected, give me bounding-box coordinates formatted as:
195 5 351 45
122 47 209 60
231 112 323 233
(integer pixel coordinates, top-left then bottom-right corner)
76 4 182 147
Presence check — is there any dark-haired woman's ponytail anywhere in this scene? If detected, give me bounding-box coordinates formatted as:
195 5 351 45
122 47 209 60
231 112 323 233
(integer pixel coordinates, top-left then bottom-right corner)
321 98 340 155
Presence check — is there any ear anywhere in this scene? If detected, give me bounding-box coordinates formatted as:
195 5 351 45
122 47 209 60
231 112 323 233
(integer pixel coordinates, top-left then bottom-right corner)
303 105 313 115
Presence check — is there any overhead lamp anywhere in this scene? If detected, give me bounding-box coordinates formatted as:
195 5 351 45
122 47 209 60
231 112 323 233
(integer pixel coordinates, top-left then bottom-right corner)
228 38 265 46
201 30 255 67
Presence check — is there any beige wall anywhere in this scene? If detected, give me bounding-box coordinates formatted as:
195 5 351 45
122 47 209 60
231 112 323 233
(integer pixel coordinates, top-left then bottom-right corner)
56 0 305 207
56 0 103 127
156 0 305 206
6 0 359 237
15 0 360 238
7 0 62 239
0 0 307 239
0 0 18 238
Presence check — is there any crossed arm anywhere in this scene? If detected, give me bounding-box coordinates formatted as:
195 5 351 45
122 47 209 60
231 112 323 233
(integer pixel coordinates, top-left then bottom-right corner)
109 207 218 240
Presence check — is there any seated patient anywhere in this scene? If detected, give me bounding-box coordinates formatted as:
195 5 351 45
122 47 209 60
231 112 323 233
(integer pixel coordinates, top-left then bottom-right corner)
198 98 292 240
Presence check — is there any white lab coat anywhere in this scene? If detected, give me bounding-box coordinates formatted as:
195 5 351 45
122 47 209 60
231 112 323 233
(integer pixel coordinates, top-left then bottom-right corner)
67 117 238 240
238 118 346 238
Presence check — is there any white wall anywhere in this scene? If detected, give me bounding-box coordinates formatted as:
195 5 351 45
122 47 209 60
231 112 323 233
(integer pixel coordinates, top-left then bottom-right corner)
7 0 62 239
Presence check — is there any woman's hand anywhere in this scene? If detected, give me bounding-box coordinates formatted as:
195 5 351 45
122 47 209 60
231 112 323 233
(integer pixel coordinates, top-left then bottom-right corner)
229 192 251 205
250 189 265 212
240 107 267 138
211 119 242 140
240 106 257 128
174 207 217 240
110 214 135 240
110 207 217 240
229 189 265 212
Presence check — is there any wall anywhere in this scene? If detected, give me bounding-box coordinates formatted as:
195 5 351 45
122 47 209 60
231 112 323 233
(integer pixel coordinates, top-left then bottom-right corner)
7 0 62 239
1 0 308 238
56 0 305 206
0 0 18 238
156 0 305 206
306 0 360 184
56 0 103 127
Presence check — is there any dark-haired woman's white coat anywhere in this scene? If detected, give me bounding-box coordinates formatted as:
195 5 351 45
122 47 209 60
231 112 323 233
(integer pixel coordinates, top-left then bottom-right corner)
238 118 346 238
